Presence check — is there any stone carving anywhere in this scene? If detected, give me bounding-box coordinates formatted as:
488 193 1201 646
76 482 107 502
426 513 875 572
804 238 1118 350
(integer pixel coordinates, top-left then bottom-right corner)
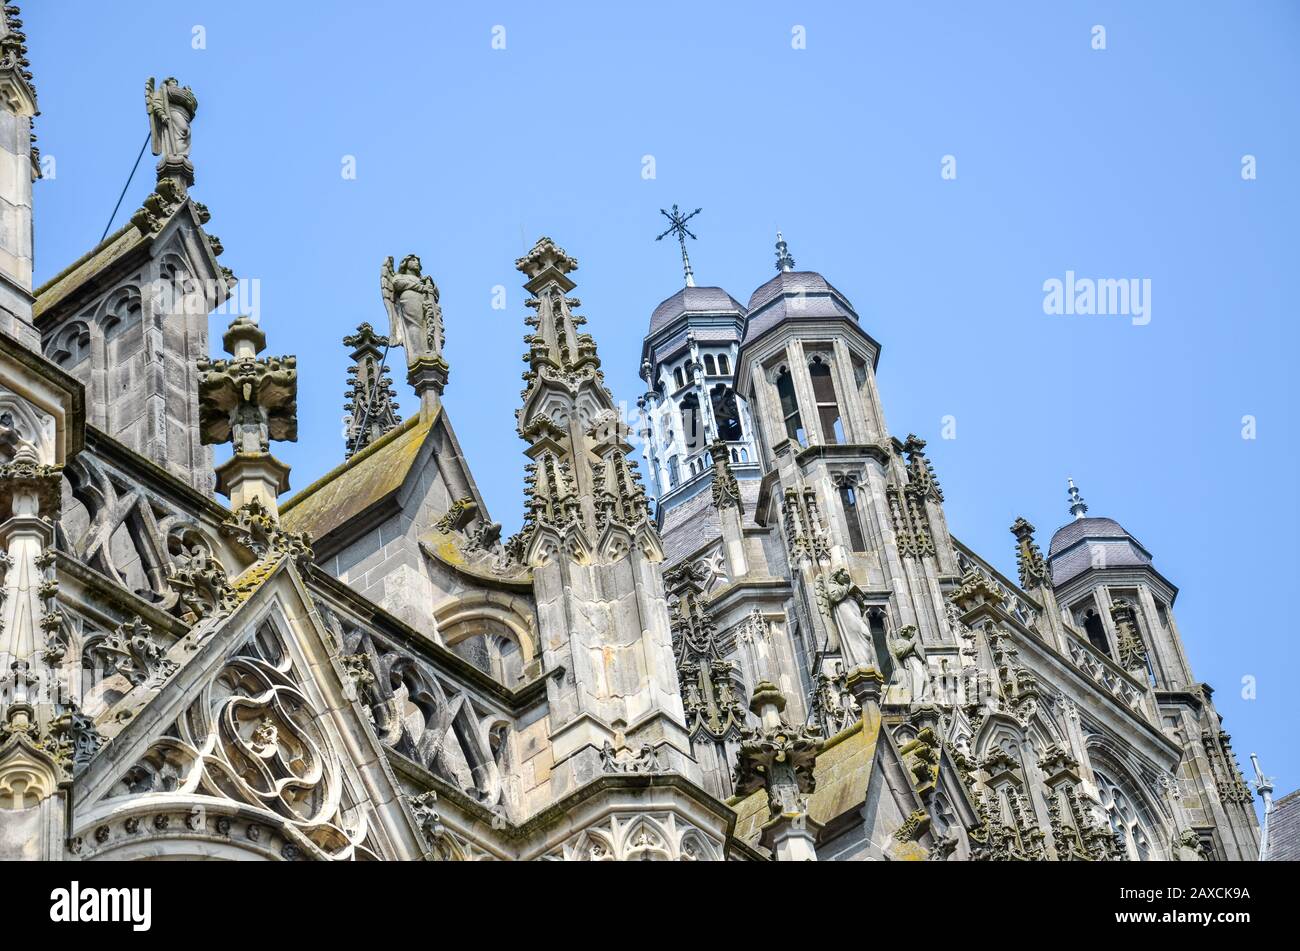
546 813 720 862
886 435 942 559
708 439 741 510
665 561 745 743
1109 599 1148 673
113 622 375 860
889 625 931 703
145 76 197 185
811 661 859 737
83 616 178 688
197 317 298 454
599 741 661 774
342 322 401 458
381 255 445 371
1010 517 1049 590
898 727 940 796
819 567 878 672
221 498 313 570
1172 828 1208 861
734 681 823 818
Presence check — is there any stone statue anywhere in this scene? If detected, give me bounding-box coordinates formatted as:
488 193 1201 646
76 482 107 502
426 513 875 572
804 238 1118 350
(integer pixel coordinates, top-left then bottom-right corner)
381 255 444 371
821 567 877 671
145 77 197 182
890 625 931 703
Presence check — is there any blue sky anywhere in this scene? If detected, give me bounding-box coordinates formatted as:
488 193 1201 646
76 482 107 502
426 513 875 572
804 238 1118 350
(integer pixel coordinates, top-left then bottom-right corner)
29 2 1298 808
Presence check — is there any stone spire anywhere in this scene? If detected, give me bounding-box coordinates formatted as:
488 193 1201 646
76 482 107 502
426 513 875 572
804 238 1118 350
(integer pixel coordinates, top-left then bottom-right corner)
0 3 40 348
1010 517 1049 590
1067 477 1088 519
198 316 298 515
665 561 745 745
510 236 696 793
774 230 796 272
342 322 401 458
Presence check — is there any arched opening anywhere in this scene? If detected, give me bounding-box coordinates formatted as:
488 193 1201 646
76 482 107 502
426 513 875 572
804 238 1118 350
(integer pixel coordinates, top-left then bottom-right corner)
775 366 805 446
1094 768 1156 861
673 366 686 389
838 482 866 551
717 353 730 375
679 392 705 453
1083 609 1110 655
709 384 742 442
809 356 844 444
704 354 716 375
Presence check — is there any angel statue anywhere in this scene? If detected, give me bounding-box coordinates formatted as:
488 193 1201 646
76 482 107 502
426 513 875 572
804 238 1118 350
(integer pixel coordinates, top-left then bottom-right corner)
145 77 198 183
820 567 878 672
380 255 445 371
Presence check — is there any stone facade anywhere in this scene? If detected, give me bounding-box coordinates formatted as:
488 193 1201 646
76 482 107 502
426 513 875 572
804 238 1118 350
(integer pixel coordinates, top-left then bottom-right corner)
0 8 1262 860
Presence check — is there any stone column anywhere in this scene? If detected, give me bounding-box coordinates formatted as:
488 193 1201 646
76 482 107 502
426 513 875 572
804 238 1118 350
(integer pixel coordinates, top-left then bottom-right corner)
199 316 297 517
0 5 40 351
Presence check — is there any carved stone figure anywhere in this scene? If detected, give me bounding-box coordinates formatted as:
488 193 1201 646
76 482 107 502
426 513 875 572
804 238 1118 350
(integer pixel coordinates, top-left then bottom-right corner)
889 625 931 703
145 76 197 183
821 567 877 672
381 254 444 370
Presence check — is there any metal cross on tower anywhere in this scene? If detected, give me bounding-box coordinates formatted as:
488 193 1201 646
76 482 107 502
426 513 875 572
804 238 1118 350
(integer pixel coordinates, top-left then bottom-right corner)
656 204 702 287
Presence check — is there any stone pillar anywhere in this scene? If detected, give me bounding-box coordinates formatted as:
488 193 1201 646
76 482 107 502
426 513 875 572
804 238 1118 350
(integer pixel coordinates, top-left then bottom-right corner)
708 440 748 578
0 5 39 350
199 316 297 518
735 681 824 860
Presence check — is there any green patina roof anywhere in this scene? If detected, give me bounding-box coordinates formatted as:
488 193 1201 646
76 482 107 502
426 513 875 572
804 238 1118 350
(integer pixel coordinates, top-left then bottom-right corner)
280 411 438 542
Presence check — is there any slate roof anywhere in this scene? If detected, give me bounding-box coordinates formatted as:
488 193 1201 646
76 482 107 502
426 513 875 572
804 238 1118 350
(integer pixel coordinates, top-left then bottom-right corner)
1047 516 1153 587
648 285 745 336
1265 789 1300 860
280 412 437 543
660 476 760 566
741 271 858 344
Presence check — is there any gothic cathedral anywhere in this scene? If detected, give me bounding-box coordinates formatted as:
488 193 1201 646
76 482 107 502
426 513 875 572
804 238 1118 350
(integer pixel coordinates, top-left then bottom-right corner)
0 7 1259 861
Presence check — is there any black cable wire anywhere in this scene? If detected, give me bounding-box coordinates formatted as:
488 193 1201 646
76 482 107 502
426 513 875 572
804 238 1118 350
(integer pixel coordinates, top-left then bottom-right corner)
99 133 151 244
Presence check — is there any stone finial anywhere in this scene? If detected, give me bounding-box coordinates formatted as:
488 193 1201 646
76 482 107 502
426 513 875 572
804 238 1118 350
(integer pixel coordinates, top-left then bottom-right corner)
1109 598 1148 673
1067 477 1088 520
0 4 37 116
342 322 401 458
1010 516 1050 590
734 681 824 860
708 440 740 510
734 681 823 817
198 316 297 514
774 230 796 272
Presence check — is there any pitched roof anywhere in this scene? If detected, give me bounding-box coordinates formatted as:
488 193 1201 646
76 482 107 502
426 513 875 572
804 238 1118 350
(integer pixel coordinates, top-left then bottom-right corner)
280 411 437 543
1265 789 1300 860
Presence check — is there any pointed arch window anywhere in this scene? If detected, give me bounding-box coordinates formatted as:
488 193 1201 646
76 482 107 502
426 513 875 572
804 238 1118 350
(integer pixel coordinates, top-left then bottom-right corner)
809 356 844 444
1082 608 1110 656
680 392 705 453
775 366 805 445
710 384 742 442
838 481 867 552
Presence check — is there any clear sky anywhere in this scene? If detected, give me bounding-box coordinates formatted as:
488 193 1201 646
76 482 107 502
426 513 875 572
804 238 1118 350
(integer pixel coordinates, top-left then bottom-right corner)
28 2 1298 811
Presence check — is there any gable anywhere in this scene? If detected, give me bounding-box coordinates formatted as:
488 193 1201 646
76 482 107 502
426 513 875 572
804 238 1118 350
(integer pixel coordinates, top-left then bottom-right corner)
70 557 424 861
